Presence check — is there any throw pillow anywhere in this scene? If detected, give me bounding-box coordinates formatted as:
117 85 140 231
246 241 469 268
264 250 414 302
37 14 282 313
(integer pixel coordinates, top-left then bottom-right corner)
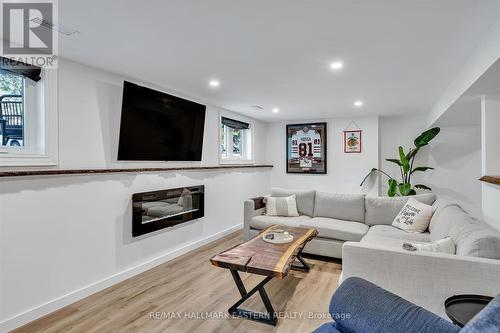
392 197 433 233
403 237 456 254
266 195 299 217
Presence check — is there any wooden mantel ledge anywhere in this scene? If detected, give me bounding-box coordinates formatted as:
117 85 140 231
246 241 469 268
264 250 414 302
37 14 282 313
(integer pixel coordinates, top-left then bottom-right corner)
479 176 500 185
0 164 273 178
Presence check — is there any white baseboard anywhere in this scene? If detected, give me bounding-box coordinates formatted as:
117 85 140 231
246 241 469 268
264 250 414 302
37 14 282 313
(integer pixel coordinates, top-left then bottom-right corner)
1 224 243 332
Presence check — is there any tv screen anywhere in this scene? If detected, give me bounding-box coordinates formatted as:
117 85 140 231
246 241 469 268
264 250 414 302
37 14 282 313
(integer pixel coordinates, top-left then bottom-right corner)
118 81 206 161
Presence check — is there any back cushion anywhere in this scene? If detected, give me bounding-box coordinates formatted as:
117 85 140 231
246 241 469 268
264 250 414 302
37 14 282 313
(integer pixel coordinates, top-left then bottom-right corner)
313 191 365 222
271 188 315 216
365 194 437 226
429 203 467 241
430 204 500 259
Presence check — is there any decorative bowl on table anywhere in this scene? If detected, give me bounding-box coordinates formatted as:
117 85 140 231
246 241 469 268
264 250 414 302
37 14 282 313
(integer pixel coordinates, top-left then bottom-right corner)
262 229 294 244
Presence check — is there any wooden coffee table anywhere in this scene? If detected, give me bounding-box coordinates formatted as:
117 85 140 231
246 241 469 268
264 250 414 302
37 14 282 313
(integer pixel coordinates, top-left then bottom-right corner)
210 225 318 326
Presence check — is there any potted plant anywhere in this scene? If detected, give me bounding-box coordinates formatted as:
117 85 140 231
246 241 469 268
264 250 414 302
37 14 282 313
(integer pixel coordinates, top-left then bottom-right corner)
360 127 440 196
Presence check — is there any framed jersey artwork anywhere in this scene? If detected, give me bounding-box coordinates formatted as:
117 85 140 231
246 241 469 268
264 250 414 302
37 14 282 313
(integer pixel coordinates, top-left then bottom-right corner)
286 122 327 174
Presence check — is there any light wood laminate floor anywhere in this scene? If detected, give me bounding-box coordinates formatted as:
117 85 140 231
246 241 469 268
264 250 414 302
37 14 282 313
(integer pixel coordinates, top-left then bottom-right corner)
12 231 342 333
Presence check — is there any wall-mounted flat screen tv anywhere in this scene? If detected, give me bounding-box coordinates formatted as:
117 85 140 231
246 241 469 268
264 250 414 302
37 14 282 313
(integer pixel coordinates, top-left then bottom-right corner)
118 81 206 161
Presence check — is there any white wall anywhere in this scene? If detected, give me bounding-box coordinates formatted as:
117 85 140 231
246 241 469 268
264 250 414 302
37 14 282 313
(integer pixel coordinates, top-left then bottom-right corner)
380 115 482 216
266 116 379 195
379 115 426 193
482 184 500 231
56 60 268 168
422 126 482 216
0 59 271 331
481 96 500 231
481 97 500 175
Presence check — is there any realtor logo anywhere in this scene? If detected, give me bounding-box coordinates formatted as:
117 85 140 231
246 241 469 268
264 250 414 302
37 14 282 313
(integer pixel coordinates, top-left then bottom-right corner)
1 0 58 68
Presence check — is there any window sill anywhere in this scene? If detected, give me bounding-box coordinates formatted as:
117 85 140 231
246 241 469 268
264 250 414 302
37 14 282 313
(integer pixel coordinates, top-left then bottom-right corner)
219 159 254 165
0 154 58 167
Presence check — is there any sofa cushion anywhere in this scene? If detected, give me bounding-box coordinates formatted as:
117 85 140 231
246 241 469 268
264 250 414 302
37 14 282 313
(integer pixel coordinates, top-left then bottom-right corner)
302 217 368 241
429 204 500 259
429 203 470 241
250 215 311 230
404 237 456 254
428 200 461 234
271 188 315 216
313 192 365 223
429 204 476 242
365 225 431 242
456 230 500 259
361 233 436 253
365 194 437 226
360 234 413 249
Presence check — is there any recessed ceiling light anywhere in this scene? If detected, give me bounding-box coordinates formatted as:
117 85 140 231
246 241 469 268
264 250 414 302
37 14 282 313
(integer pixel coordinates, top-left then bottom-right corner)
209 80 220 87
272 108 280 113
354 100 363 107
330 62 343 70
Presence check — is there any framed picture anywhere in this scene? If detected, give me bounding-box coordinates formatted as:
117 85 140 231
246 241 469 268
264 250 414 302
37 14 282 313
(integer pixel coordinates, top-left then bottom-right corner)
286 122 327 174
344 130 362 153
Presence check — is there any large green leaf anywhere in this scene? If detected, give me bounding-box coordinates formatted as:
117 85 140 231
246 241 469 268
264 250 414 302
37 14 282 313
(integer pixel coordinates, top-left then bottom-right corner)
398 183 412 196
398 146 410 173
411 166 434 174
386 158 403 166
388 179 398 197
415 184 432 191
359 168 392 186
414 127 440 148
406 147 420 161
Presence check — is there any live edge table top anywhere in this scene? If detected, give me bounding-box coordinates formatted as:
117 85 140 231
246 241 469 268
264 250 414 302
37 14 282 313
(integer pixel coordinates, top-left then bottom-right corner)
210 225 318 279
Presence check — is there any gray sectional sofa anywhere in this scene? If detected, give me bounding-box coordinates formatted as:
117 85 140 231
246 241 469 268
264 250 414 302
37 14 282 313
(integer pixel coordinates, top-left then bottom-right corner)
243 188 500 318
244 187 439 258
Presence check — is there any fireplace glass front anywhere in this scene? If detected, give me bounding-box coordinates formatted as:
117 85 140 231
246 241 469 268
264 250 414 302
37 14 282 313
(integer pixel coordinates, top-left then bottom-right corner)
132 185 204 237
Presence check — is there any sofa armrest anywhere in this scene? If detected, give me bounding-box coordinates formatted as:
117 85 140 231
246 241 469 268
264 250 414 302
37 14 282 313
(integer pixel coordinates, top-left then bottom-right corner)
250 196 266 210
243 197 266 240
327 277 458 333
341 242 500 318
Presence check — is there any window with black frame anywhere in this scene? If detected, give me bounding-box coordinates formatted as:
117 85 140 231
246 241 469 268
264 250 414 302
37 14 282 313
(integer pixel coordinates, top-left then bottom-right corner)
219 116 252 162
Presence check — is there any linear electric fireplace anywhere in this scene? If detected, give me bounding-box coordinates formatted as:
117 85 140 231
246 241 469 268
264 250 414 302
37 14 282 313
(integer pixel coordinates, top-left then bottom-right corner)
132 185 204 237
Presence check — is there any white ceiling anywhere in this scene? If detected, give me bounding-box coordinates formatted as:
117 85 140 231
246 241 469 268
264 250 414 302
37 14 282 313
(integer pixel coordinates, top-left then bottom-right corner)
58 0 500 122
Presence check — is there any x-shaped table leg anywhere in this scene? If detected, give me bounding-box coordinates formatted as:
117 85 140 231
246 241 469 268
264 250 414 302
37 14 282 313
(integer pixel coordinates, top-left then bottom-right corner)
228 270 277 326
291 253 310 271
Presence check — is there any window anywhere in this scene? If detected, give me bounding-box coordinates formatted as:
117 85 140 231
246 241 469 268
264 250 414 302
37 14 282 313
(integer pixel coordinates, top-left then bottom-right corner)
0 66 58 166
219 116 252 163
0 71 25 147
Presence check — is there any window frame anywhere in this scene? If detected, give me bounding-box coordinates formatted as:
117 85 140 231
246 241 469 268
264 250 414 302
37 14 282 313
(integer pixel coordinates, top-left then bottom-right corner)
0 69 58 166
218 112 253 165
